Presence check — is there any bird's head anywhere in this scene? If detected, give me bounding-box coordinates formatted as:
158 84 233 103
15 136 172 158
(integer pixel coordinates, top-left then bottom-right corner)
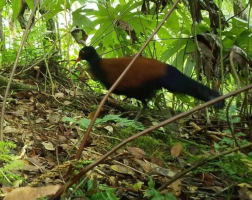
76 46 97 63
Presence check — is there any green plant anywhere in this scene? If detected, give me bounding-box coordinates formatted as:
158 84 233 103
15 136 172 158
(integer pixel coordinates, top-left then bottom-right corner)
144 178 177 200
63 114 145 131
213 153 252 183
72 180 119 200
0 141 24 185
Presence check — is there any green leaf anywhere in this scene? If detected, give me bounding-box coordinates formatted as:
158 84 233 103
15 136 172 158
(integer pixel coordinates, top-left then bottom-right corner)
97 4 109 17
184 57 195 77
160 40 187 62
91 21 113 45
0 0 6 10
87 180 94 192
164 193 177 200
26 0 34 9
172 48 186 71
72 8 94 29
12 0 22 20
148 177 155 189
62 117 78 123
174 93 194 106
80 118 91 129
133 181 144 191
118 1 142 14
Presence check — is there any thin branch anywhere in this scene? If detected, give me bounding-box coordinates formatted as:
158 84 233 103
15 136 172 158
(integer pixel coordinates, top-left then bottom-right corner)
0 0 40 141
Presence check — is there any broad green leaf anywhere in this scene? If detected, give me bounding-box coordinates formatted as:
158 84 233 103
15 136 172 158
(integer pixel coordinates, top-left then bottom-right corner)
12 0 22 20
160 40 187 62
148 177 155 189
0 0 6 10
97 4 109 17
91 21 113 45
157 27 173 45
164 11 181 32
235 29 252 56
117 1 142 15
80 118 91 129
87 180 94 192
172 48 186 71
164 193 177 200
62 117 78 123
72 8 94 29
133 181 144 191
40 0 64 20
177 8 192 34
103 30 115 49
174 93 192 105
184 57 195 77
26 0 34 9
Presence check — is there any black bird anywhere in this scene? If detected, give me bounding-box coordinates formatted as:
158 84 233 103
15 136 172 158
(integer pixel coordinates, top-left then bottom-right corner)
76 46 224 108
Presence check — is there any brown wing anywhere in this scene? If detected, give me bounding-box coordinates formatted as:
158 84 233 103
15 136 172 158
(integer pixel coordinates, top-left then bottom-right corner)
101 57 167 90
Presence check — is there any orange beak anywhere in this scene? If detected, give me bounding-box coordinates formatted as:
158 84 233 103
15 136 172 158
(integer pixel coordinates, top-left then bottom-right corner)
75 57 81 63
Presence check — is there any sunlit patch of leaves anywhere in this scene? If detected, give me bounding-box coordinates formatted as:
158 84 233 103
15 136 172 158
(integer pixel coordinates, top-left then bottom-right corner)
63 114 145 130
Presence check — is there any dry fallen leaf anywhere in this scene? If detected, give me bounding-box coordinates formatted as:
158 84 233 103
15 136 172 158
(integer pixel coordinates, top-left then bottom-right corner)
168 179 182 196
63 101 71 105
126 147 146 159
1 187 12 194
87 111 96 119
42 142 55 151
3 185 61 200
170 143 183 158
110 165 134 175
54 93 64 99
238 186 252 200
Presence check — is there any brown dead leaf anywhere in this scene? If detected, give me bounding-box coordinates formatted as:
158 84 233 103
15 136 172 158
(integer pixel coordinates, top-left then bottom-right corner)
238 186 252 200
126 147 146 159
107 176 117 186
71 26 88 46
117 19 132 31
110 165 134 176
141 0 148 15
1 187 12 194
150 156 165 167
4 126 21 134
63 101 71 105
168 179 182 196
15 91 32 99
55 93 64 99
48 114 60 124
200 173 213 186
87 111 96 119
42 142 55 151
154 166 177 177
3 185 61 200
170 143 183 158
134 158 151 172
35 118 45 124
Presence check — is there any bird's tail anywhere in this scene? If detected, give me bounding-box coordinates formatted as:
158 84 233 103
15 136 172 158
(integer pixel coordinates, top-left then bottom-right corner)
161 65 224 108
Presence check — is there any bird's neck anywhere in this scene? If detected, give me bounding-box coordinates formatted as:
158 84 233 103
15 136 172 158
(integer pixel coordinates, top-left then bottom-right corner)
88 54 101 68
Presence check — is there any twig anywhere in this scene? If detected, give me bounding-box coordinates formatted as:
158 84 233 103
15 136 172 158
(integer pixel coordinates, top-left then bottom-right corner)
0 0 40 141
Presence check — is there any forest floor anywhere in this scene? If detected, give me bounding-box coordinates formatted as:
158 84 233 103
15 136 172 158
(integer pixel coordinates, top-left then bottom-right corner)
1 71 252 200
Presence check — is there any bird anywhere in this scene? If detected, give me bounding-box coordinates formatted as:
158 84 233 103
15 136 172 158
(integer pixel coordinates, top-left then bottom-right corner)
76 46 224 109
